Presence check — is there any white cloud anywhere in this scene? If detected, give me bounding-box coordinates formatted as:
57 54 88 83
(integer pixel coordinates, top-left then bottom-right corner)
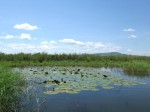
59 39 108 49
36 41 57 51
0 34 36 40
0 35 15 39
0 42 56 54
123 28 135 32
1 39 150 56
128 35 137 39
89 42 105 48
59 38 120 53
41 41 49 45
14 23 39 30
38 43 56 50
127 49 132 52
7 43 36 50
41 40 57 45
50 41 57 44
38 44 49 49
59 39 84 45
19 33 32 40
0 38 120 54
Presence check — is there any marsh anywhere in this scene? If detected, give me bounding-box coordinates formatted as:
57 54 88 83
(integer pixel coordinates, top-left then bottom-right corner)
14 67 150 112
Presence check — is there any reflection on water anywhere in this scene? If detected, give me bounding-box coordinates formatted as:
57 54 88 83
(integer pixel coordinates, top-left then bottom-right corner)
101 67 150 82
15 67 150 112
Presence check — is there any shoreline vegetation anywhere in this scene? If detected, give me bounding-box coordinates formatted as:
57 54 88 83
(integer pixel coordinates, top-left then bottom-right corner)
0 52 150 75
0 66 24 112
0 52 150 111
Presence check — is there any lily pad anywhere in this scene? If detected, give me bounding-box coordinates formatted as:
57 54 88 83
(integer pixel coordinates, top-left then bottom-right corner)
14 66 146 95
102 86 114 89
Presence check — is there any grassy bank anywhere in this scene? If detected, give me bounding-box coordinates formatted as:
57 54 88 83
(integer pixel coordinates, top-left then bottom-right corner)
0 66 24 112
0 53 150 75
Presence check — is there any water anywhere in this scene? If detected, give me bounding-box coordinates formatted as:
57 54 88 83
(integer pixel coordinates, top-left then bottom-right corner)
15 67 150 112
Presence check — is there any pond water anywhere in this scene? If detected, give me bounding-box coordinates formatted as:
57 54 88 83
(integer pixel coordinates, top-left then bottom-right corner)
15 67 150 112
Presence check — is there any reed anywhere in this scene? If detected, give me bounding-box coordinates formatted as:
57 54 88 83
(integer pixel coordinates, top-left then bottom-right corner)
0 66 24 112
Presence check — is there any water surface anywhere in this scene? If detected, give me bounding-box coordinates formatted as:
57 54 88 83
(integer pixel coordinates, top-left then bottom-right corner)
15 67 150 112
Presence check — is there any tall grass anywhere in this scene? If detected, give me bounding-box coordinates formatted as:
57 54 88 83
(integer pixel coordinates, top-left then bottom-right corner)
0 66 24 112
0 52 150 75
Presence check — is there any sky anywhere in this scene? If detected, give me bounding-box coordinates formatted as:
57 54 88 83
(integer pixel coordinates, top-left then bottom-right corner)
0 0 150 55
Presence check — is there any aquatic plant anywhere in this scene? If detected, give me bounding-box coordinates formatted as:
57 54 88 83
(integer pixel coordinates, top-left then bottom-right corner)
16 67 145 95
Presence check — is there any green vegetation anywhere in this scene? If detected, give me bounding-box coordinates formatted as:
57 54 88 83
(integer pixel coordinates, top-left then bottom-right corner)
0 52 149 111
0 52 150 75
0 66 24 112
18 67 145 95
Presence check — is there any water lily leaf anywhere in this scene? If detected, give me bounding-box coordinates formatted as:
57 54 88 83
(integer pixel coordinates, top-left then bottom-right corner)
102 86 114 89
15 66 146 95
44 91 59 95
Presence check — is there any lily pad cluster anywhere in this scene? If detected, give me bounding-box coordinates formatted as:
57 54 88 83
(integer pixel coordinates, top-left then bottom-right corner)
15 67 145 95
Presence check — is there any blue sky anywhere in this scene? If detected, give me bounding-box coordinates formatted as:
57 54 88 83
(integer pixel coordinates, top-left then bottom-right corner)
0 0 150 55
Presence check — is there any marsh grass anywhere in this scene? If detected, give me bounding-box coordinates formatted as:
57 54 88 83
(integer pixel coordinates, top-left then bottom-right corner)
0 53 150 75
0 66 24 112
123 61 150 76
3 60 149 75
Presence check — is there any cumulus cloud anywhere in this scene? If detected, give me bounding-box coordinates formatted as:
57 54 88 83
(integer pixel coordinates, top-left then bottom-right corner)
41 41 49 45
59 39 84 45
0 42 56 54
0 34 36 40
123 28 135 32
128 35 137 39
59 38 117 50
59 38 120 53
50 41 57 44
38 42 56 50
127 49 132 52
38 41 57 50
41 40 57 45
7 43 36 50
14 23 39 30
0 38 120 54
0 35 15 39
84 42 105 48
19 33 32 40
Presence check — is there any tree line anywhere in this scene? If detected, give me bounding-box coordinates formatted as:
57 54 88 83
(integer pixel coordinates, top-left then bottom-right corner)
0 52 150 62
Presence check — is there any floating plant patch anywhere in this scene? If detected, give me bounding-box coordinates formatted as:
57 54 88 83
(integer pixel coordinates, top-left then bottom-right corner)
14 67 146 95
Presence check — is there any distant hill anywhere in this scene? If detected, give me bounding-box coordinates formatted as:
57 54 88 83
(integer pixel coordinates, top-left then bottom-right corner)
91 52 126 56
